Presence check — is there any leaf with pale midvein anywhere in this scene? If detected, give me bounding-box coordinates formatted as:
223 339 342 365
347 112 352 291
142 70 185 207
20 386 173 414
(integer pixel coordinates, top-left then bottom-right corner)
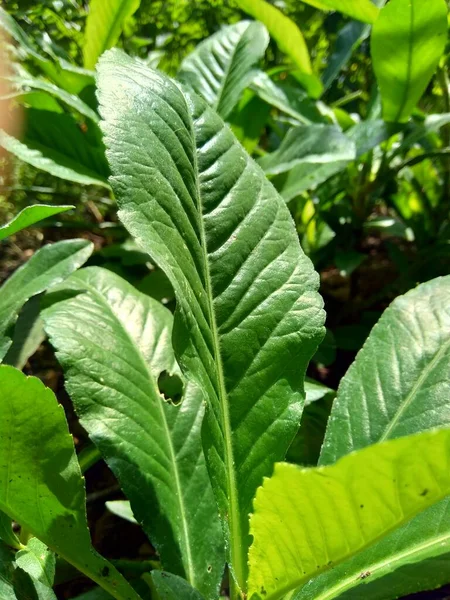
178 21 269 120
0 205 73 241
83 0 141 69
15 538 55 587
248 428 450 600
96 49 325 593
291 499 450 600
234 0 322 98
291 276 450 600
321 276 450 464
42 267 224 600
0 239 93 362
371 0 448 123
0 365 142 600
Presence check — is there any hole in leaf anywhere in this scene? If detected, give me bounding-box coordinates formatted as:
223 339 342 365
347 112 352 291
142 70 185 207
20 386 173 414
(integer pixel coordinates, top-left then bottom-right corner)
158 371 183 404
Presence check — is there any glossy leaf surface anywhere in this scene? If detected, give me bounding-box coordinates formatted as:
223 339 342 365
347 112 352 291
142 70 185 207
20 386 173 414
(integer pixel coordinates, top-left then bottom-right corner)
0 205 73 242
97 50 325 592
0 239 93 361
178 21 269 120
248 428 450 600
83 0 141 69
234 0 322 97
43 267 224 599
371 0 448 123
0 365 142 600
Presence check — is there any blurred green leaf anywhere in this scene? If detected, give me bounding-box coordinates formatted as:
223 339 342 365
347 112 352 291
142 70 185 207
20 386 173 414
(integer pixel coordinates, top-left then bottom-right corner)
83 0 142 69
298 0 380 23
371 0 448 123
0 205 73 242
0 240 93 362
234 0 323 97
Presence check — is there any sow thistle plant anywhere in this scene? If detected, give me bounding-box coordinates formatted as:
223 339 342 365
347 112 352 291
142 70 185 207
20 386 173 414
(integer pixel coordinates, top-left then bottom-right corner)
1 49 450 600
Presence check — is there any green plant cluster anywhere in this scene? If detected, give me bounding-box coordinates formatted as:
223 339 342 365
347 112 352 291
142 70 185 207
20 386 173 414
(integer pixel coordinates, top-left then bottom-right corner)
0 1 450 599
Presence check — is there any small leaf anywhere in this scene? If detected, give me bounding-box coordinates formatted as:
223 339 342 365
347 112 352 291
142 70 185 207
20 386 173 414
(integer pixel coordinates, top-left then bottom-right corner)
152 571 205 600
250 71 327 124
0 365 142 600
83 0 141 69
0 129 108 187
105 501 137 525
0 239 93 362
299 0 380 24
3 296 46 370
178 21 269 120
234 0 322 97
0 205 73 242
371 0 448 123
15 538 55 587
3 72 99 122
259 124 356 175
248 428 450 600
0 511 21 550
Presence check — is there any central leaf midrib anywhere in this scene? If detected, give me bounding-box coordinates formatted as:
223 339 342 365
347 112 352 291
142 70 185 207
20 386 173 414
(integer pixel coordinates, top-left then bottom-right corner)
74 281 196 586
379 334 450 441
188 107 244 589
394 0 414 122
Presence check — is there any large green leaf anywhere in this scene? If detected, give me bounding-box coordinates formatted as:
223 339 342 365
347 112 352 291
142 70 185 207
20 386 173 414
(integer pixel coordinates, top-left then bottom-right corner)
259 124 356 175
299 0 379 23
295 276 450 600
321 276 450 463
0 205 73 242
42 267 224 600
0 365 142 600
0 239 93 362
371 0 448 123
248 427 450 600
178 21 269 120
234 0 322 98
83 0 141 69
97 50 325 594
